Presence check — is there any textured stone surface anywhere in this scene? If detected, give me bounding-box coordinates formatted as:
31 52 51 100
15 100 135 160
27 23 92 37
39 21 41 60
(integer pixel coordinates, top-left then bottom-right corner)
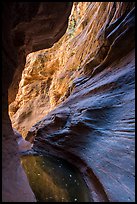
9 2 91 136
7 2 72 105
23 2 135 202
30 49 135 202
3 2 135 202
2 2 72 202
9 2 135 138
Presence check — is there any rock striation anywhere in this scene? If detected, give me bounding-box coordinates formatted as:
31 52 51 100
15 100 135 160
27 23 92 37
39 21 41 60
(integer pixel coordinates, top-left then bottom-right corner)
21 2 134 202
9 2 135 139
3 2 135 202
30 49 135 202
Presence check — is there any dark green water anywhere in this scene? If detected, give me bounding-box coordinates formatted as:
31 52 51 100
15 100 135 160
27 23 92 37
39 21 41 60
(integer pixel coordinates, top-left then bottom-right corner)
21 154 91 202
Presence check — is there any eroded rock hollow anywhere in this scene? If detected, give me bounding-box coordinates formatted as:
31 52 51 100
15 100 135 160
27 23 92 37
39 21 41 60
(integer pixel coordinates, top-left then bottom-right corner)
3 2 135 202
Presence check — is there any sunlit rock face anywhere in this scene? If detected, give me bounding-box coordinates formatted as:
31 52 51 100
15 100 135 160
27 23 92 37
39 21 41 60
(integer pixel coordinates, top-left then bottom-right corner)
9 2 135 138
18 2 134 202
2 2 72 202
9 2 92 136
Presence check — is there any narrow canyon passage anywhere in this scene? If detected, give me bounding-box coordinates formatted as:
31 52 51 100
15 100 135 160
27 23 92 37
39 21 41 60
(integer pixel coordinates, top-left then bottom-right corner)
3 2 135 202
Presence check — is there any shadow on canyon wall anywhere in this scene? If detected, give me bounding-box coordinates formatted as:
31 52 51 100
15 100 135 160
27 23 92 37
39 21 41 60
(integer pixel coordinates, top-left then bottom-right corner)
2 2 135 202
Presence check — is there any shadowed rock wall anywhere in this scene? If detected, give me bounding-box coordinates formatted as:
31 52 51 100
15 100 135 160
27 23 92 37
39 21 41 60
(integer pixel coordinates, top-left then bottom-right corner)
2 2 72 202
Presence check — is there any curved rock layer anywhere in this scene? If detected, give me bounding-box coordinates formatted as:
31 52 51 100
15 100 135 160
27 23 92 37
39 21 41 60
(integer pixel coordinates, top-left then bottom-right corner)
31 49 135 202
2 2 72 202
9 2 135 138
4 2 135 203
23 2 135 202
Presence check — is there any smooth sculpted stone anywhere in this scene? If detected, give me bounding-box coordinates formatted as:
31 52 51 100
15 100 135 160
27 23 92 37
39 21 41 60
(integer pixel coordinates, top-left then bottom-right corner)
13 128 33 152
9 2 135 138
30 49 135 202
3 2 135 203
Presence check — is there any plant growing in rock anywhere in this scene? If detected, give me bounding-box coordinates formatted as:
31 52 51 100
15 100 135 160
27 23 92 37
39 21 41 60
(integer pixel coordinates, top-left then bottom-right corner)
67 15 76 38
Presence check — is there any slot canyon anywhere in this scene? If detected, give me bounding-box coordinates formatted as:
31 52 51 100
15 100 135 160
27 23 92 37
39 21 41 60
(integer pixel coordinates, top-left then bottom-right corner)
2 2 135 202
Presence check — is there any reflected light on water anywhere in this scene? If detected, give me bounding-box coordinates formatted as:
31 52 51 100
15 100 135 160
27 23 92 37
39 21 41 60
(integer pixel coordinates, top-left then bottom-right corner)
21 154 91 202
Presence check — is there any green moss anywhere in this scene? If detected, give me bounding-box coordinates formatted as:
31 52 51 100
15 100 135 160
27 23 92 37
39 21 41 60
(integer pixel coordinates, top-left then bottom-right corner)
67 15 76 38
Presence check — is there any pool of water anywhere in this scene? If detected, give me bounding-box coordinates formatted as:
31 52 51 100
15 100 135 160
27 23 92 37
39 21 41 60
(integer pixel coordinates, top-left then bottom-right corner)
21 153 91 202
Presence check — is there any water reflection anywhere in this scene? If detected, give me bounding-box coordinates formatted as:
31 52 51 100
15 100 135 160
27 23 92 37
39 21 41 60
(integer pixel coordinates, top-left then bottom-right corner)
21 154 91 202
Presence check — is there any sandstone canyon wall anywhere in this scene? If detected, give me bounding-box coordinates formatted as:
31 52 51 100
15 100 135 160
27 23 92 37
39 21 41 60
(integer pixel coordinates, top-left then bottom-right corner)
2 2 72 202
8 2 135 202
3 2 135 202
9 2 135 140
